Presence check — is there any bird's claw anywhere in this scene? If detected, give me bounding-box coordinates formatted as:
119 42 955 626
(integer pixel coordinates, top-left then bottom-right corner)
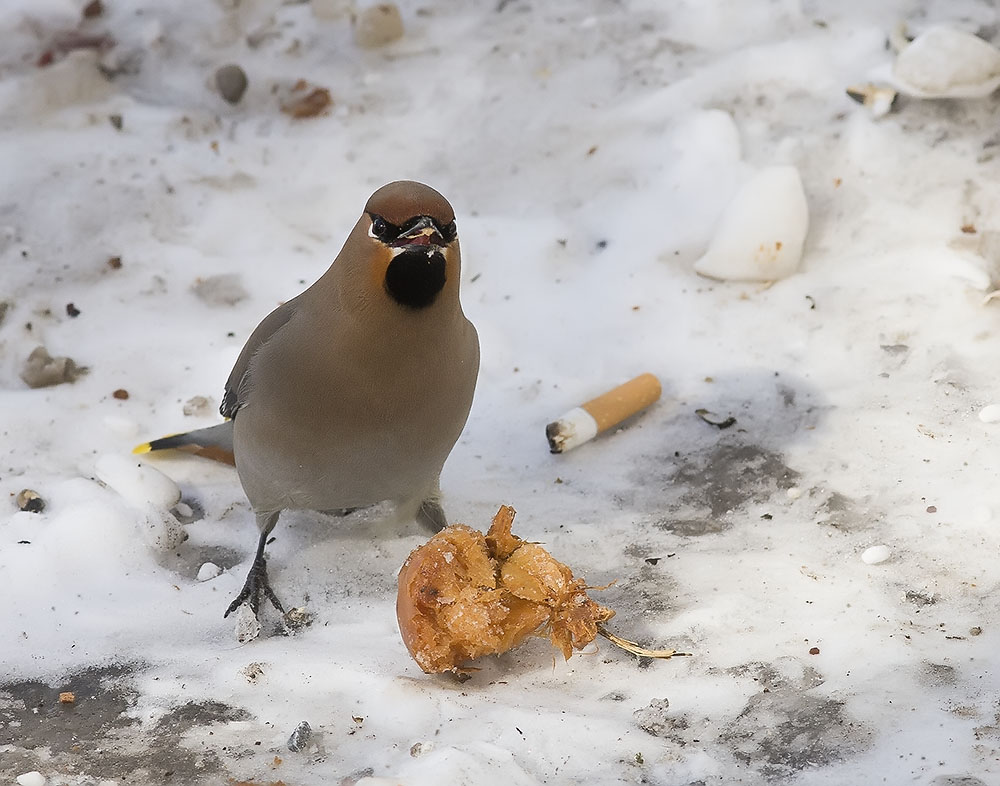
225 556 285 618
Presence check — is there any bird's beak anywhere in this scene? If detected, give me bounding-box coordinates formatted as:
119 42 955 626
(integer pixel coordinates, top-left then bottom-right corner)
391 216 445 248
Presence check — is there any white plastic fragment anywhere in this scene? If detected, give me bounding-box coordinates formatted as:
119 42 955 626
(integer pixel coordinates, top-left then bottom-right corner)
95 454 181 509
234 602 262 643
694 166 809 282
197 562 222 582
786 486 803 500
861 545 891 565
978 404 1000 423
892 26 1000 98
17 772 46 786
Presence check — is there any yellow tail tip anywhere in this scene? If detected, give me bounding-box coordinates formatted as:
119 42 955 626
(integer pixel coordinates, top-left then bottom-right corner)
132 442 152 455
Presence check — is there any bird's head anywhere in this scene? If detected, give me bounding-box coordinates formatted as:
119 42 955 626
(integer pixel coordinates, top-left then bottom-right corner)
361 181 459 310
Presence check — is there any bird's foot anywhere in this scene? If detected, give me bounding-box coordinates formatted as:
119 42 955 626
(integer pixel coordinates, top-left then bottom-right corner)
417 497 448 533
225 555 285 619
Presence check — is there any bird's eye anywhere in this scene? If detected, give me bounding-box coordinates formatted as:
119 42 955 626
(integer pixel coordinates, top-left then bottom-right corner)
441 220 457 242
371 215 390 239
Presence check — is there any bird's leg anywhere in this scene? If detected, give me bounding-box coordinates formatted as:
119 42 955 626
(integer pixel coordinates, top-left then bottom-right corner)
416 496 448 533
225 511 285 618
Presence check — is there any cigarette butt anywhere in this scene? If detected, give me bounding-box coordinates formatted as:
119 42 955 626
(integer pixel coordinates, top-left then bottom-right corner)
546 373 662 453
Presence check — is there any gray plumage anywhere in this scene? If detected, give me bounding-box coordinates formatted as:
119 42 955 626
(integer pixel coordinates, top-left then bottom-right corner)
152 181 480 620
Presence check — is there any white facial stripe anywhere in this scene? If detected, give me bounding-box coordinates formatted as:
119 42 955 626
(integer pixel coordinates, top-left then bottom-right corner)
389 246 445 259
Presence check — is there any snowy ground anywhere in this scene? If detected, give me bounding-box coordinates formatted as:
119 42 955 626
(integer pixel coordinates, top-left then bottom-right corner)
3 0 1000 783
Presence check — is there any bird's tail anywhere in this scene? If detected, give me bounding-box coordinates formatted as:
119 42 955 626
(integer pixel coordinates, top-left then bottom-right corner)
133 421 236 466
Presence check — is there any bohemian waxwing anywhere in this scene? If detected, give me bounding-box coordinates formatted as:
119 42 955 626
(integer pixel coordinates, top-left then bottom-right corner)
139 181 480 620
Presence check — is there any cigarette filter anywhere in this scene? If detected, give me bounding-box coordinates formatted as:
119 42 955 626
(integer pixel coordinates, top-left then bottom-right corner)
546 373 662 454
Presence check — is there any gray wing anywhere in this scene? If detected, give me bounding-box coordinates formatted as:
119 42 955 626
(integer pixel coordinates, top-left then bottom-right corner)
221 299 298 419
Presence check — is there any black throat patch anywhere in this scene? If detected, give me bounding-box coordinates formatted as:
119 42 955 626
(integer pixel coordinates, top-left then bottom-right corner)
384 248 447 309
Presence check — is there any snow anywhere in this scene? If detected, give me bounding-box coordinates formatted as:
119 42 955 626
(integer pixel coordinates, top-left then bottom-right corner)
2 0 1000 784
93 454 181 509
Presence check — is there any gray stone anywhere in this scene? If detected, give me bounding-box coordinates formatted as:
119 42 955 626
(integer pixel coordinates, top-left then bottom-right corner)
215 64 248 104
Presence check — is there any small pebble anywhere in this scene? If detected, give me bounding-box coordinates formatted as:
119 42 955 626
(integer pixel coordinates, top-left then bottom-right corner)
242 662 264 682
215 64 248 105
808 646 820 655
66 302 81 317
183 395 213 417
287 720 313 752
354 4 405 48
16 489 45 513
861 545 891 565
59 691 75 704
108 113 123 130
16 773 46 786
283 606 314 633
20 346 86 388
786 486 803 500
197 562 222 582
978 404 1000 423
281 85 333 119
633 697 673 738
107 255 122 269
970 626 983 636
192 274 249 307
113 388 129 400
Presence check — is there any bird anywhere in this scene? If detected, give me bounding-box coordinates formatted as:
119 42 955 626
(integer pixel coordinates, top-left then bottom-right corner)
137 181 480 621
